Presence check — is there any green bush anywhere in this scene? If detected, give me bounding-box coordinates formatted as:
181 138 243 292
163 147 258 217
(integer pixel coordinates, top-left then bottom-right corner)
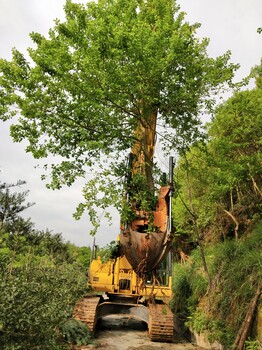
172 249 208 318
0 256 89 349
60 319 91 346
0 181 92 349
244 339 262 350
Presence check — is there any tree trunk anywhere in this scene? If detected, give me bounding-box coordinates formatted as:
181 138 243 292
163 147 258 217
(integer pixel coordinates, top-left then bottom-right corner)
131 108 157 190
232 287 261 350
223 209 239 240
251 176 262 197
230 189 234 211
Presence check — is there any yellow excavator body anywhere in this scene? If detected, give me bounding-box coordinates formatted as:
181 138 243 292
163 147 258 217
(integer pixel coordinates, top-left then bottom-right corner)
73 251 174 343
89 254 172 299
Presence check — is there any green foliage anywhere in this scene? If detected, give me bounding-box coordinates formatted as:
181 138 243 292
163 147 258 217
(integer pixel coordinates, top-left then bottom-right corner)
209 224 262 330
185 309 209 334
173 66 262 241
171 262 192 315
128 172 158 211
70 245 92 269
0 226 83 268
171 62 262 347
121 172 158 227
244 339 262 350
98 240 121 262
0 0 237 231
171 250 208 317
172 146 218 237
0 255 89 349
172 221 262 348
0 180 34 229
60 319 91 346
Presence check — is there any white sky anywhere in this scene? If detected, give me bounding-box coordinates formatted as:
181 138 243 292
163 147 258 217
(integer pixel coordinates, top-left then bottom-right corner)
0 0 261 247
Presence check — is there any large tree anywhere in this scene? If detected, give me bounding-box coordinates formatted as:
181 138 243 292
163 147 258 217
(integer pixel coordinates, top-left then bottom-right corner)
0 0 237 228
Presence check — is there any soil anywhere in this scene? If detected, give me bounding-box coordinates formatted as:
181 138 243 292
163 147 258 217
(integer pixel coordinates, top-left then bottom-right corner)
83 315 203 350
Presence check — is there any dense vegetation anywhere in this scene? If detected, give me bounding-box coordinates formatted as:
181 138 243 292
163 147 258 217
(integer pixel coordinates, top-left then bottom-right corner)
172 222 261 348
0 181 92 349
171 63 262 348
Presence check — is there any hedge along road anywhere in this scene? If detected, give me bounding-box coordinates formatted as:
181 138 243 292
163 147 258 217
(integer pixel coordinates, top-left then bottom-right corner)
82 315 203 350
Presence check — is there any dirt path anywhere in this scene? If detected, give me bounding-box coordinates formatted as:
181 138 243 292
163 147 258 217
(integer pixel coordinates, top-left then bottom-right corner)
84 316 203 350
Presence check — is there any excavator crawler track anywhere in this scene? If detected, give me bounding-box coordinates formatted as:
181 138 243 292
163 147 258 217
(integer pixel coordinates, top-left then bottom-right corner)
73 295 100 333
148 303 174 342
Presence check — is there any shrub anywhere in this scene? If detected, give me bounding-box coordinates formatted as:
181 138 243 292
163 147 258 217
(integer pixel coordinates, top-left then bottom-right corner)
60 319 91 346
0 256 89 349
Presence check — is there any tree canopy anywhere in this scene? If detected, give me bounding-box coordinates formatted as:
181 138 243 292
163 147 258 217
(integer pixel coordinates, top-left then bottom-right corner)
0 0 237 229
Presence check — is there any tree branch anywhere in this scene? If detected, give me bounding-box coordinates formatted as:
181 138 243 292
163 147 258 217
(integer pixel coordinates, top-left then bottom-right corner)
223 209 239 240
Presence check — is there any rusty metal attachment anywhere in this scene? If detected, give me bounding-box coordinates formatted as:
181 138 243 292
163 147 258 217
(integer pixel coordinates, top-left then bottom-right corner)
120 185 173 275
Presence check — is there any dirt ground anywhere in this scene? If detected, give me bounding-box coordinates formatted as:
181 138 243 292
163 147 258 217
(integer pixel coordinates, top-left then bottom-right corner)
84 315 203 350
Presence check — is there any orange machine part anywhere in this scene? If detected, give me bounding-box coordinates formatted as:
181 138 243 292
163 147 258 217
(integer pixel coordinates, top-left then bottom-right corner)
119 186 172 275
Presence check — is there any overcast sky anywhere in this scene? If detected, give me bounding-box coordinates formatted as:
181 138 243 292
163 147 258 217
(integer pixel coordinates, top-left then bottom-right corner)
0 0 261 247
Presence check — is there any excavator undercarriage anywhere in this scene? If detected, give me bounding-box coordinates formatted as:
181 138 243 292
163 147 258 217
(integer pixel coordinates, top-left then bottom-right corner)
73 293 174 343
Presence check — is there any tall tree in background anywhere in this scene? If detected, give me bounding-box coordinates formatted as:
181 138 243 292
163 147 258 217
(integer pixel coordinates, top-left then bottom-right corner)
0 0 237 229
0 180 34 230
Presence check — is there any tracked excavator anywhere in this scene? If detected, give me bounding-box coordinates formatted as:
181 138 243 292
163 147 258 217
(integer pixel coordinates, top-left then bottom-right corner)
73 113 175 342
